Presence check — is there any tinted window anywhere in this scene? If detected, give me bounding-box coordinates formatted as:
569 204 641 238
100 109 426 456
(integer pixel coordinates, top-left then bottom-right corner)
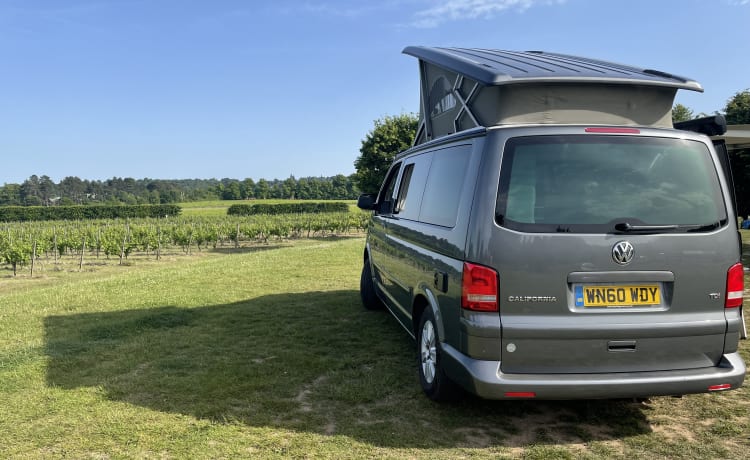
496 136 726 233
420 145 472 227
377 162 402 214
395 164 414 213
395 154 430 221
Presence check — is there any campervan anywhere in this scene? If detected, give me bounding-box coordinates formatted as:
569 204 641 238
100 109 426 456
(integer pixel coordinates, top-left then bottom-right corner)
358 47 747 400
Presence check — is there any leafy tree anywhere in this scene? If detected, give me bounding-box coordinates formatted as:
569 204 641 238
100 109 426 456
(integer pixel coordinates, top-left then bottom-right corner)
20 175 41 205
241 178 255 199
672 103 695 123
0 183 21 205
724 89 750 125
255 179 270 199
59 176 85 203
283 176 297 199
354 113 418 194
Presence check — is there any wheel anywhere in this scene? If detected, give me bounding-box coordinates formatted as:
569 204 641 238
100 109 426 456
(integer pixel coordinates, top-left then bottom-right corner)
417 308 460 401
360 258 384 310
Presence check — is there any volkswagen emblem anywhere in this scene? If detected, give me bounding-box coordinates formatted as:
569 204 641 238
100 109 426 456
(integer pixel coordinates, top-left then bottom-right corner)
612 241 634 265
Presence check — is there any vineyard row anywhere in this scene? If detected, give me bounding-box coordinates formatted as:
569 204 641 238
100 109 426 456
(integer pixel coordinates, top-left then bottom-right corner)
0 212 370 275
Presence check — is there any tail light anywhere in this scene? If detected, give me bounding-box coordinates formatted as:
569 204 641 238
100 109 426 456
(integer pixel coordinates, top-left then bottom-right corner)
725 263 744 308
461 262 498 312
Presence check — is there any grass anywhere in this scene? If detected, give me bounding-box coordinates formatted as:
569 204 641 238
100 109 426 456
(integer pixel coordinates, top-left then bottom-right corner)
0 236 749 458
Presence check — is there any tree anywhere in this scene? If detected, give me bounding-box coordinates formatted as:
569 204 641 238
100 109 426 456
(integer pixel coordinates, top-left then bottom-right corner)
241 178 255 199
354 113 418 194
255 179 270 199
672 103 695 123
59 176 86 204
283 175 297 199
724 89 750 125
0 183 21 205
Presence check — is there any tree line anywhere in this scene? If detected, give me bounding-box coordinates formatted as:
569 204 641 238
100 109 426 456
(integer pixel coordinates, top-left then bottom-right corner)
0 174 360 207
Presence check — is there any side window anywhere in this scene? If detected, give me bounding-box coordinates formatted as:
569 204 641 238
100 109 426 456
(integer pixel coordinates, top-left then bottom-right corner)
419 145 472 227
395 164 414 212
394 153 431 221
376 162 402 215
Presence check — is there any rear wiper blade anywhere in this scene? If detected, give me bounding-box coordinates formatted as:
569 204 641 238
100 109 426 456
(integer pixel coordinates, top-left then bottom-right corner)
681 221 722 232
614 222 679 233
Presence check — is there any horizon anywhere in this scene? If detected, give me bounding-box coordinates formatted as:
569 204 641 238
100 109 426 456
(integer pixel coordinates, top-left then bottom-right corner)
2 173 357 185
2 0 749 184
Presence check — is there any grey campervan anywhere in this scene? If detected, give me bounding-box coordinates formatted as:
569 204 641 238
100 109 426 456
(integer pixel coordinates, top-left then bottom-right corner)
358 47 747 401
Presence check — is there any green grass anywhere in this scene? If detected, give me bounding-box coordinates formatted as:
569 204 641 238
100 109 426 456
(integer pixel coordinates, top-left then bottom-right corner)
1 237 749 458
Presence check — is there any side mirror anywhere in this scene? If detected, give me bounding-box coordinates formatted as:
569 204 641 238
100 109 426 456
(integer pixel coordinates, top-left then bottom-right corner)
357 193 377 210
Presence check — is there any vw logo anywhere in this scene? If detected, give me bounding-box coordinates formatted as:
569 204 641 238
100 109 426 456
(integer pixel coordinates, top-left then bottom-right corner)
612 241 635 265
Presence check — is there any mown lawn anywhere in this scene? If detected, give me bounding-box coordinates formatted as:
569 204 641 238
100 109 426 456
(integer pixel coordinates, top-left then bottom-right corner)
0 236 748 459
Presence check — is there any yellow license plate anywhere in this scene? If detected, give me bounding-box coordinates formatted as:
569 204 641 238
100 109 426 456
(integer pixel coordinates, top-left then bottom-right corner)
574 285 661 308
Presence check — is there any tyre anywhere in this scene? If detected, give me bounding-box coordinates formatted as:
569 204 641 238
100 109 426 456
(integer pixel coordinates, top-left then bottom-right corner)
417 308 460 401
360 258 384 310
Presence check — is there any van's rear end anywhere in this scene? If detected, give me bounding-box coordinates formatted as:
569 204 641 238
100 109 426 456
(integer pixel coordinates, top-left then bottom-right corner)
452 125 746 399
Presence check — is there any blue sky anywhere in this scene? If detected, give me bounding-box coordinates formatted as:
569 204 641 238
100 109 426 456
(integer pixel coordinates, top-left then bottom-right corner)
1 0 749 184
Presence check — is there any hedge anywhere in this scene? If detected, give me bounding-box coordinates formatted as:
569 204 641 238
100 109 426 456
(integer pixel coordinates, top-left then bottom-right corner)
0 204 181 222
227 202 350 216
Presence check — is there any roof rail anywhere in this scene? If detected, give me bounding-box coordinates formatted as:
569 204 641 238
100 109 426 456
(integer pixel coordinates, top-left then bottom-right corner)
674 115 727 136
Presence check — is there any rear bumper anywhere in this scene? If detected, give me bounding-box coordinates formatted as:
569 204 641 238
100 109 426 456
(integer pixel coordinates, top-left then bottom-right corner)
442 344 746 399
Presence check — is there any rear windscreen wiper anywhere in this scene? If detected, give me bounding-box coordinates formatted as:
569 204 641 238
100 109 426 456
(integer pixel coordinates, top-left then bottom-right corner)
614 222 679 233
682 221 722 232
614 221 722 233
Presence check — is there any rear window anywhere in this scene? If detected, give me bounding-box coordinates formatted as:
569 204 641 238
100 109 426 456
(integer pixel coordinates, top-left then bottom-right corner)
496 135 727 233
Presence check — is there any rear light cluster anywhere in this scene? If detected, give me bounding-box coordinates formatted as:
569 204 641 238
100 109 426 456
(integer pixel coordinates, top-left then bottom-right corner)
725 263 744 308
461 262 499 312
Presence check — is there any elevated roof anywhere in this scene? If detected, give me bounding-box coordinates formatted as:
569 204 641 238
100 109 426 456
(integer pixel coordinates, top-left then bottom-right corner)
403 46 703 92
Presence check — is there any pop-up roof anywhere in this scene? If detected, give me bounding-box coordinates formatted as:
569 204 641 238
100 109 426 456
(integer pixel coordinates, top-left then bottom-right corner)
403 46 703 145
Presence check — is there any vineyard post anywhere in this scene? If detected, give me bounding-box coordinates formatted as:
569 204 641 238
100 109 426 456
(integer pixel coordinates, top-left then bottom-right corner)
235 223 240 249
31 239 37 277
79 238 85 271
157 225 162 261
53 227 58 264
188 223 194 255
119 221 129 265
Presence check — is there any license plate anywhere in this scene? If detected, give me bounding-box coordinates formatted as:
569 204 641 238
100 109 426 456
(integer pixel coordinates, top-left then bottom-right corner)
574 284 661 308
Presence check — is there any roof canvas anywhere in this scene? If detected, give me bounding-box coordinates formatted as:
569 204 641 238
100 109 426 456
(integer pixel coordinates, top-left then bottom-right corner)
404 46 703 145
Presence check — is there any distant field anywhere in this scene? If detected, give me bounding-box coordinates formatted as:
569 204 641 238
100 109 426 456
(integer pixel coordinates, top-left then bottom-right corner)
179 199 357 217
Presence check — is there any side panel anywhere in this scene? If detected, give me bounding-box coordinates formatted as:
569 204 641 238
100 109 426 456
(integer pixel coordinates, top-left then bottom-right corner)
370 139 483 342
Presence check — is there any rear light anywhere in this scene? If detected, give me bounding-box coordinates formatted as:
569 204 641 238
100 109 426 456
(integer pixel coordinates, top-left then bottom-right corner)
461 262 499 312
505 392 536 398
725 263 744 308
708 383 732 392
584 127 641 134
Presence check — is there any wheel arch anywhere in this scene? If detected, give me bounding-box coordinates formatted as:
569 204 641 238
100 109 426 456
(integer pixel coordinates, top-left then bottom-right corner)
412 286 445 343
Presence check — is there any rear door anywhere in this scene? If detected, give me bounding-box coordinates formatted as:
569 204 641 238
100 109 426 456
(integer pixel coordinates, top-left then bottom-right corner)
487 131 738 374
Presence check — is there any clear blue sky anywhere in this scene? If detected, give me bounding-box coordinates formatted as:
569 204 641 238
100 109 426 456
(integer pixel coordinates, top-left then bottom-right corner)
1 0 749 185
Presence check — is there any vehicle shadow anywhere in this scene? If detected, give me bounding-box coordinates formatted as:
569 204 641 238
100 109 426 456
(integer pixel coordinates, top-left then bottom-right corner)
44 290 651 448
